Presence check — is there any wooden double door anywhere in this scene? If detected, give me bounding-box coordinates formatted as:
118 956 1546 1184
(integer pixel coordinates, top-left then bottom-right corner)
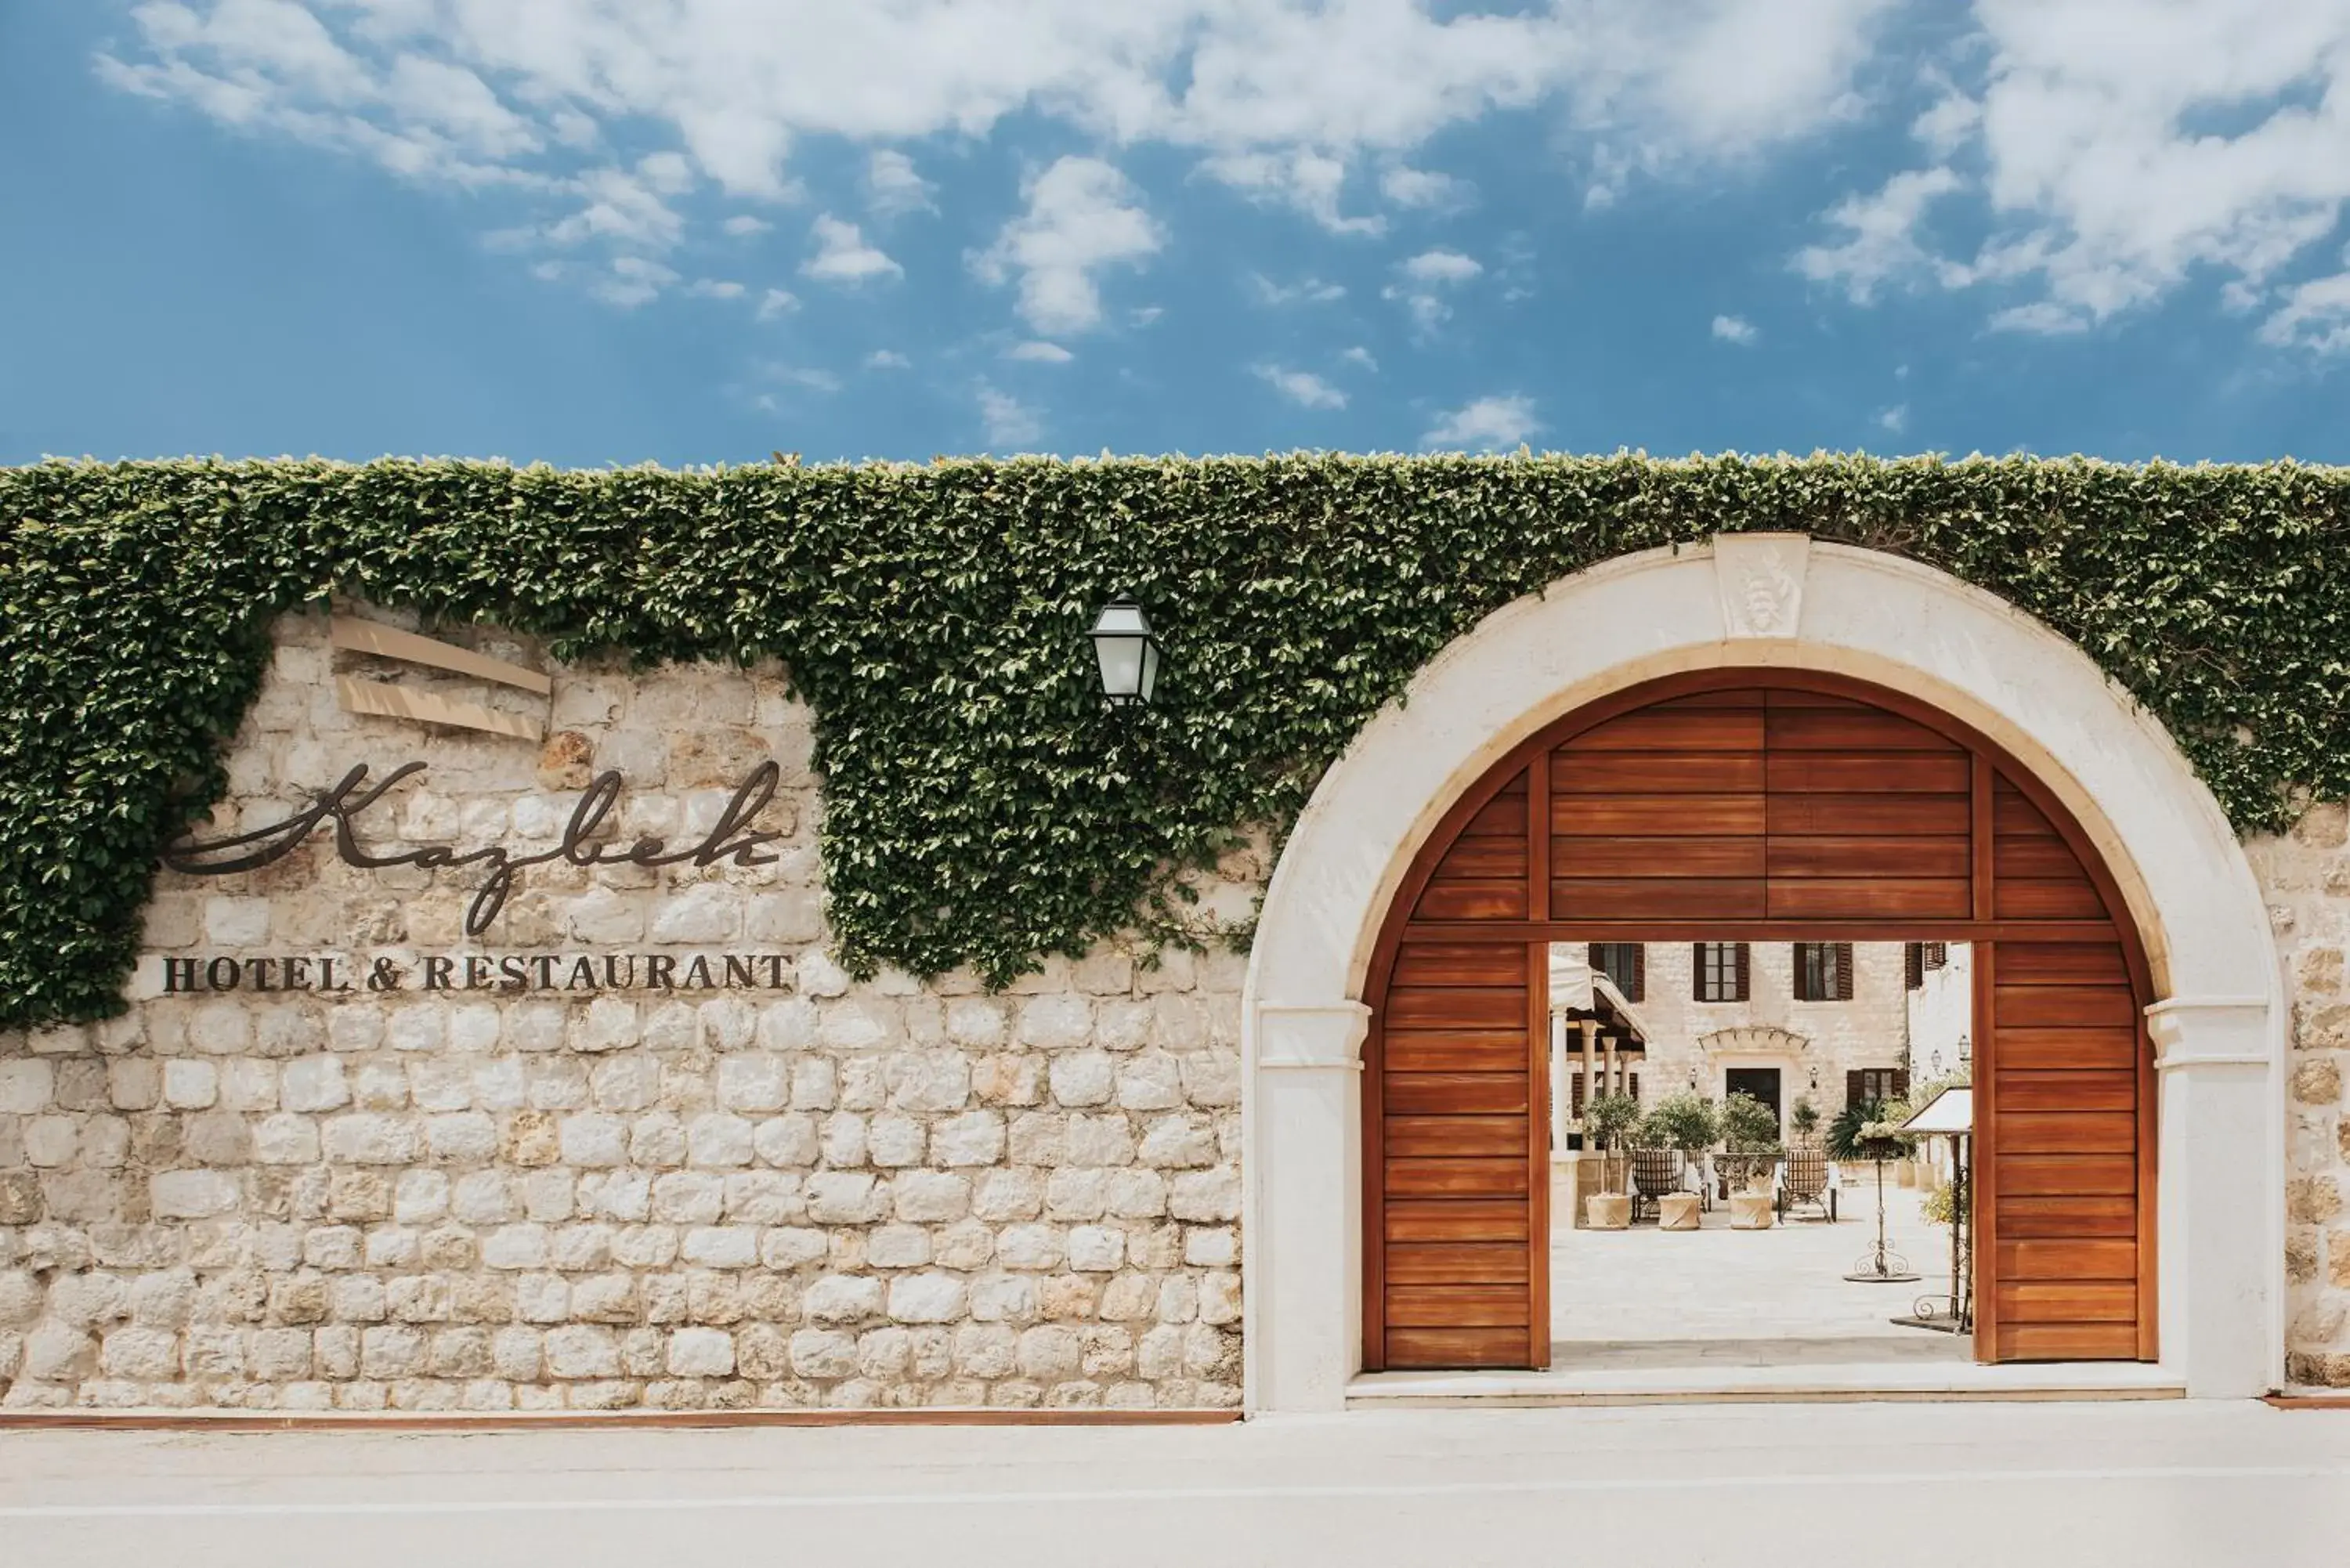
1362 672 2156 1371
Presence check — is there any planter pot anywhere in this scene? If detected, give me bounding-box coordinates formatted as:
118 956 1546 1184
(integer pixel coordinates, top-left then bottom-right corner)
1585 1193 1631 1230
1728 1192 1774 1230
1658 1193 1701 1230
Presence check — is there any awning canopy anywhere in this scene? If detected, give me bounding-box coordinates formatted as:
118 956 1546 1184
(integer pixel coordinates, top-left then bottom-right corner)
1898 1083 1973 1137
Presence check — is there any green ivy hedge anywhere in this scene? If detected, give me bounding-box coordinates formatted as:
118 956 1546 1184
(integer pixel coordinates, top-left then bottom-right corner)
4 453 2347 1030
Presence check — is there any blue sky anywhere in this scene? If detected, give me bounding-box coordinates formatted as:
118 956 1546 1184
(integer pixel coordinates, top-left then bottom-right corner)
6 0 2350 467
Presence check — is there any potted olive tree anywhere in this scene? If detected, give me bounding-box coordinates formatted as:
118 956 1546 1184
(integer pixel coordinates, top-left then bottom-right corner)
1717 1090 1783 1210
1582 1092 1640 1230
1637 1092 1719 1230
1788 1095 1822 1148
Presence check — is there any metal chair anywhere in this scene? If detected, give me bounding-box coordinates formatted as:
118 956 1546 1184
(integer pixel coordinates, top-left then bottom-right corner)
1777 1147 1838 1221
1629 1148 1687 1223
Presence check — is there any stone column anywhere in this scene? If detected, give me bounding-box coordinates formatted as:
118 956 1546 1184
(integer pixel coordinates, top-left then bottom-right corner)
1580 1018 1598 1114
2145 995 2280 1398
1249 1001 1371 1413
1549 1010 1572 1154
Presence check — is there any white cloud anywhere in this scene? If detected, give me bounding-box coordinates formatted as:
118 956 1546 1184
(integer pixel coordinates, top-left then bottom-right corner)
1795 167 1963 304
1380 164 1471 210
1799 0 2350 338
1248 273 1346 305
1007 340 1076 363
1386 247 1483 334
1400 249 1483 284
756 287 801 320
99 1 1900 303
866 349 913 370
866 149 936 215
1423 395 1540 450
802 215 903 284
977 382 1045 449
591 255 680 309
972 157 1162 335
2260 269 2350 352
722 215 773 237
1341 345 1378 370
1711 313 1758 345
1254 364 1347 410
687 278 746 299
757 363 844 395
1876 403 1907 434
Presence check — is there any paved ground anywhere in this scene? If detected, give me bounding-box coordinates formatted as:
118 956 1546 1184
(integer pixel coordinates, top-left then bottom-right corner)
3 1400 2346 1567
1553 1171 1966 1369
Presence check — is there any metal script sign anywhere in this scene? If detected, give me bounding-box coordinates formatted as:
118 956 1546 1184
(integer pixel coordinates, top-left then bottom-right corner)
161 760 784 935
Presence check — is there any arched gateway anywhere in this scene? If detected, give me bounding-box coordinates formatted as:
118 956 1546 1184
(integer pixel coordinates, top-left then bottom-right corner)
1364 668 2149 1371
1242 537 2283 1411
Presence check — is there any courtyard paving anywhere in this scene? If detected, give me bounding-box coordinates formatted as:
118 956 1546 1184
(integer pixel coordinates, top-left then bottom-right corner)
1549 1169 1965 1371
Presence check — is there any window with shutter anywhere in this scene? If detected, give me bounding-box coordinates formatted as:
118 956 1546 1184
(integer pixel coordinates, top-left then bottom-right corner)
1694 942 1744 1002
1631 943 1646 1003
1734 941 1750 1002
1628 1071 1641 1104
1845 1068 1866 1107
1834 942 1854 1002
1590 943 1645 1002
1924 941 1947 971
1905 941 1925 990
1891 1068 1911 1100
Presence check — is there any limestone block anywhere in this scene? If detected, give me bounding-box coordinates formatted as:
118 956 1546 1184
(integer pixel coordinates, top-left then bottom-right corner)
681 1227 759 1269
1017 1325 1083 1381
760 1228 828 1270
106 1059 161 1112
650 1172 725 1225
153 1170 242 1219
1138 1115 1218 1169
998 1224 1065 1272
931 1111 1005 1167
891 1171 970 1223
1168 1169 1241 1223
1182 1227 1236 1268
668 1327 736 1377
393 1172 450 1224
385 1006 446 1055
559 1114 629 1168
544 1325 621 1379
1018 997 1093 1052
1068 1226 1126 1273
322 1114 419 1165
887 1273 967 1324
165 1067 222 1114
688 1113 755 1169
718 1055 788 1114
0 1061 55 1116
1045 1169 1108 1222
1063 1115 1136 1168
790 1328 858 1378
482 1225 551 1271
280 1056 352 1113
1049 1053 1115 1108
868 1114 926 1168
1104 1169 1168 1219
802 1276 884 1325
866 1225 933 1270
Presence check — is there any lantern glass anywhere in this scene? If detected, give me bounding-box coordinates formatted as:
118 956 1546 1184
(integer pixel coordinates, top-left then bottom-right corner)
1089 598 1161 707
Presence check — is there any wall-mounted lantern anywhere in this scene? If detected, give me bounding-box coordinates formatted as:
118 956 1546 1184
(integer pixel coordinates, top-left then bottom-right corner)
1957 1033 1972 1065
1808 1067 1820 1092
1089 597 1162 710
1686 1065 1699 1089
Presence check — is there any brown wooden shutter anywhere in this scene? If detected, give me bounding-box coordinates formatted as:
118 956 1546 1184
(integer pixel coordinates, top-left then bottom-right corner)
1905 941 1924 990
1586 942 1603 974
1628 1071 1641 1103
1629 944 1646 1002
1892 1068 1911 1100
1734 942 1751 1001
1691 943 1707 1000
1846 1068 1866 1107
1571 1069 1586 1117
1791 944 1812 1002
1835 942 1854 1001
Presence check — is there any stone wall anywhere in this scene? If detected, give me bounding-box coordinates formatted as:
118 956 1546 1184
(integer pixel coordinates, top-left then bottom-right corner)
3 605 2348 1405
2247 809 2350 1388
0 609 1252 1411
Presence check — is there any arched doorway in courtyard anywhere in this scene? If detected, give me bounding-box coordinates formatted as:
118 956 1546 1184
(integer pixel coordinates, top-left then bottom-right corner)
1360 669 2153 1371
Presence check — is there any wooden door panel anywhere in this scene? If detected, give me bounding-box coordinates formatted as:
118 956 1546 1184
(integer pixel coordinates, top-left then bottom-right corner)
1385 1200 1528 1243
1992 986 2137 1028
1996 880 2110 919
1551 836 1766 877
1997 944 2132 987
1383 1073 1530 1115
1998 1153 2136 1196
1994 1028 2138 1070
1383 1031 1529 1072
1384 1328 1529 1367
1997 1071 2138 1112
1766 753 1973 793
1994 836 2098 880
1386 1284 1532 1327
1762 708 1965 752
1763 836 1971 879
1384 1115 1529 1158
1551 877 1768 919
1461 790 1528 838
1384 987 1528 1028
1565 710 1764 751
2000 1111 2136 1153
1995 1195 2139 1237
1386 1243 1533 1284
1551 752 1766 793
1389 945 1536 988
1993 1323 2139 1360
1994 1282 2138 1321
1765 792 1973 836
1766 878 1972 919
1551 794 1766 836
1994 1239 2138 1280
1414 879 1528 919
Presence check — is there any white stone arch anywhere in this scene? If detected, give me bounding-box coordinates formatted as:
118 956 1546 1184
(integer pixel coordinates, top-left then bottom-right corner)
1241 536 2283 1411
